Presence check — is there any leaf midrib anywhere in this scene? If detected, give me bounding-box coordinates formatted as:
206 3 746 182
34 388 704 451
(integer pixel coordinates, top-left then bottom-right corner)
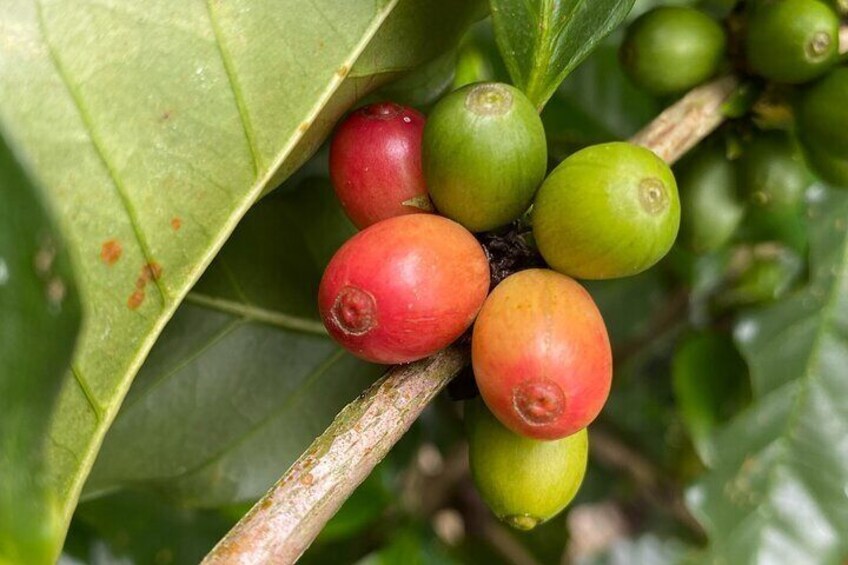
731 211 848 548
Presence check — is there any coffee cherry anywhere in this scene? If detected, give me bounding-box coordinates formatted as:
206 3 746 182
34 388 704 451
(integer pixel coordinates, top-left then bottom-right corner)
677 144 745 254
472 269 612 440
745 0 839 84
532 142 680 280
423 82 547 232
620 6 726 96
466 398 588 530
329 102 430 229
319 214 489 364
797 67 848 187
738 131 811 210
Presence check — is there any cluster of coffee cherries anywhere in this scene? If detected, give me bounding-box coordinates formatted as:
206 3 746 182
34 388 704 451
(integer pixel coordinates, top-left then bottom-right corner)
621 1 848 190
319 81 680 530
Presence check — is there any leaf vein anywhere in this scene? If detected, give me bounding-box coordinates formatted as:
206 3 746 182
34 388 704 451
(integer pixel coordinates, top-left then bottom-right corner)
35 0 168 305
204 0 262 177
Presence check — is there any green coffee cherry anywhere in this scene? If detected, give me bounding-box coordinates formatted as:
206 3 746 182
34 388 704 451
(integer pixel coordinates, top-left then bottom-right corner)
532 142 680 280
677 144 745 254
742 205 809 253
745 0 840 84
620 6 726 96
466 399 588 530
722 246 804 306
797 67 848 187
737 131 811 209
423 82 547 232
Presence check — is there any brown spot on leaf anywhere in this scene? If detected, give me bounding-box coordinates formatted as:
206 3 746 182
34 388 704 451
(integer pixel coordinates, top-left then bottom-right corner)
129 261 162 308
137 262 163 286
171 217 182 231
336 64 349 78
128 289 145 310
297 121 310 133
301 473 314 486
160 110 173 121
100 239 122 265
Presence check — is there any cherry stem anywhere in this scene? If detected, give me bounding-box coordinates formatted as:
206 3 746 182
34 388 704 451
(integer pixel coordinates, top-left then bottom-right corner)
203 75 742 564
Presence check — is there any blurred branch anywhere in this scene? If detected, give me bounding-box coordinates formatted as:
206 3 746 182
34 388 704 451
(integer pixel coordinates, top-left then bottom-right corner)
840 25 848 55
202 75 738 564
589 427 706 541
632 76 739 164
202 347 468 565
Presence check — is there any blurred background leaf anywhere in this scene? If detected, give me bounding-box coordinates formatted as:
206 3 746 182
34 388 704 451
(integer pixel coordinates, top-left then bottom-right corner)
0 130 81 564
689 186 848 562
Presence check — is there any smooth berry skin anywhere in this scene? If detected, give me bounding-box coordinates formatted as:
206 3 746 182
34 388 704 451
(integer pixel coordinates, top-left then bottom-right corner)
466 399 588 531
423 82 547 232
745 0 839 85
319 214 490 364
532 142 680 280
329 102 430 229
798 67 848 187
472 269 612 440
620 6 726 96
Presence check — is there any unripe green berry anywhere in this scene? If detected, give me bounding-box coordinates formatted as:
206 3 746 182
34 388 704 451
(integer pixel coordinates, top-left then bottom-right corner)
620 6 726 96
466 399 588 530
677 144 745 254
532 142 680 280
745 0 840 84
737 131 811 209
797 67 848 187
423 82 547 232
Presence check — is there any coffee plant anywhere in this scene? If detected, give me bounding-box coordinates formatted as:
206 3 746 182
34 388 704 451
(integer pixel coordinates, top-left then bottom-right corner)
2 0 848 564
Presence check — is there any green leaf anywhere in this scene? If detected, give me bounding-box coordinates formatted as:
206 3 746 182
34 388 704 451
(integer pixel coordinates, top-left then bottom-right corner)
689 187 848 562
0 0 480 549
489 0 636 109
671 331 749 466
0 131 81 564
83 179 383 507
65 490 233 565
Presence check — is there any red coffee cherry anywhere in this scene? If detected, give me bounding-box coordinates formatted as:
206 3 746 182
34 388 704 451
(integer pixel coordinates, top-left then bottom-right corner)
472 269 612 440
319 214 490 364
329 102 430 229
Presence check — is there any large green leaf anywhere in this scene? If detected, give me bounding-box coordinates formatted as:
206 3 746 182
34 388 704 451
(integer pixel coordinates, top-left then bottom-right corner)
0 0 481 550
83 179 383 506
0 131 81 563
489 0 635 110
689 187 848 562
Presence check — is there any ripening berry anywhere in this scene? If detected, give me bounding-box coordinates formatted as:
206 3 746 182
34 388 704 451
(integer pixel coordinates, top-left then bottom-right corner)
319 214 490 364
329 102 430 229
472 269 612 440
